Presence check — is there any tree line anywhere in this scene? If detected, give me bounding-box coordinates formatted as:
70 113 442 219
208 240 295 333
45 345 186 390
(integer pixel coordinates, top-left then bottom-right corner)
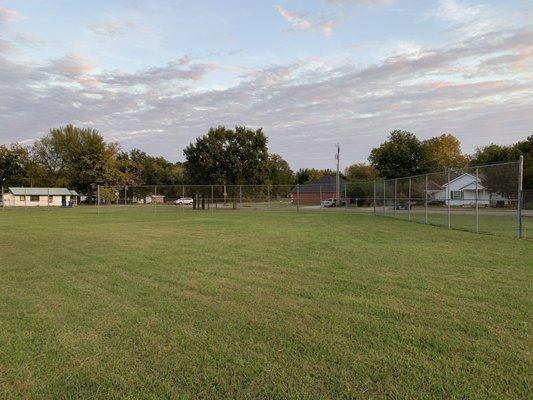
1 125 531 195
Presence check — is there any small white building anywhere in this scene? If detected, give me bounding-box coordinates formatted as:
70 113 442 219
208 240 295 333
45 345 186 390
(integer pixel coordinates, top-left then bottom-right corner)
433 173 507 206
2 187 79 207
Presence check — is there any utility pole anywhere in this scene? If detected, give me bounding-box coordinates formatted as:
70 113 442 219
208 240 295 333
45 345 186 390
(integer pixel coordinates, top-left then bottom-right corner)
335 143 340 206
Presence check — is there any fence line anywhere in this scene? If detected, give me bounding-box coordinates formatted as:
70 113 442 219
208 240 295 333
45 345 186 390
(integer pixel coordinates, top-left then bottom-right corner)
1 160 524 238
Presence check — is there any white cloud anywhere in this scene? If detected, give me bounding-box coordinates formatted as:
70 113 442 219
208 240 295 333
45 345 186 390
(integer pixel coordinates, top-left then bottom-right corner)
0 7 19 23
276 5 339 37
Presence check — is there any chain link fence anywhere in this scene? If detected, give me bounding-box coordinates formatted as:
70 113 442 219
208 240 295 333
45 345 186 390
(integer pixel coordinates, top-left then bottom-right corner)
3 159 524 238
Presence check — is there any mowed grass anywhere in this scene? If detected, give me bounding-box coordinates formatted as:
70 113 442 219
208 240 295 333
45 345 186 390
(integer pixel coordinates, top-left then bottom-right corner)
0 208 531 399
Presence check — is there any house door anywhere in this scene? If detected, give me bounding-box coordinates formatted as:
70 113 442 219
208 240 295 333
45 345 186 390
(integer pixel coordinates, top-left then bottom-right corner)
61 196 66 206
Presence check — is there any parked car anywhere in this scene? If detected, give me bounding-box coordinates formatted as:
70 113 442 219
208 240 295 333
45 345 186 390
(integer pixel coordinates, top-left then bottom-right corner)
174 197 193 205
321 198 346 207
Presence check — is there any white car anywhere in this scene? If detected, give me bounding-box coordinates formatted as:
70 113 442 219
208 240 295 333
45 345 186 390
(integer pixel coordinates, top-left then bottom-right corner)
174 197 194 205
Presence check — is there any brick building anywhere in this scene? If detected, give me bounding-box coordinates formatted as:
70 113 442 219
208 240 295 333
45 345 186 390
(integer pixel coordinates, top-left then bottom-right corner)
291 175 347 205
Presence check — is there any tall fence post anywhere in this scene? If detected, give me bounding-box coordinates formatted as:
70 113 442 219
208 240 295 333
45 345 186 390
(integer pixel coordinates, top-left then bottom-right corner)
382 180 386 214
517 155 524 238
154 185 157 213
475 167 479 233
1 185 4 211
319 184 322 210
211 185 214 211
373 181 376 215
393 178 398 216
124 185 127 206
267 185 271 210
239 185 242 209
97 185 100 215
344 183 347 211
24 187 27 210
47 187 50 210
424 174 428 224
447 168 451 229
408 177 412 221
296 184 300 212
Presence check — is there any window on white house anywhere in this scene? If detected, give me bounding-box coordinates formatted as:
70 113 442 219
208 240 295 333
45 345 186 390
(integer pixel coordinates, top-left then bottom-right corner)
49 195 53 202
451 191 463 200
30 195 40 202
19 195 25 201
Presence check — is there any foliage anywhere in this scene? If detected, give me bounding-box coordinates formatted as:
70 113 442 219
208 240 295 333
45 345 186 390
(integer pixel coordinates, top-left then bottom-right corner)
31 125 122 194
422 134 469 171
0 144 31 186
294 168 334 184
118 149 185 186
345 163 379 182
183 126 270 185
268 154 294 186
369 130 429 179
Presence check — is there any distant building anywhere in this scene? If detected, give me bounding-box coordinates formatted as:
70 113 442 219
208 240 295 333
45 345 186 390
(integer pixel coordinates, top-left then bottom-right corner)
432 173 507 206
2 187 79 207
291 175 347 205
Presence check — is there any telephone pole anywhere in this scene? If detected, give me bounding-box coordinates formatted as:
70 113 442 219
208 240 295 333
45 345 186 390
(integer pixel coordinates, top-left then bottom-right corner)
335 144 340 205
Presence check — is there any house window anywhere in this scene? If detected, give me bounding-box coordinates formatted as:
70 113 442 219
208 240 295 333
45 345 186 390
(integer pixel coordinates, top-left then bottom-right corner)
49 196 53 203
451 191 463 200
19 195 26 201
30 195 40 202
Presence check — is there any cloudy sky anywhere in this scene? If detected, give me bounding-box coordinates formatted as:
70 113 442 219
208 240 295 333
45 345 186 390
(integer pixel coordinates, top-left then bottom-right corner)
0 0 531 169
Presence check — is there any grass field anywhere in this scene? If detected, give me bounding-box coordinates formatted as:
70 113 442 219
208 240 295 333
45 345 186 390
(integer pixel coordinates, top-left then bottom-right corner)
0 208 531 399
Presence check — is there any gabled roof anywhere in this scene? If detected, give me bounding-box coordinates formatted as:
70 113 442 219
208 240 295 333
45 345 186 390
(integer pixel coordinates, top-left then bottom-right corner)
441 173 477 188
9 187 74 196
292 175 348 193
458 182 485 191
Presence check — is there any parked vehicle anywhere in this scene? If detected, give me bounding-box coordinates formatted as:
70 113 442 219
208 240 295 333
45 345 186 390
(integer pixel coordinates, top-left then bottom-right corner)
174 197 194 205
320 198 346 207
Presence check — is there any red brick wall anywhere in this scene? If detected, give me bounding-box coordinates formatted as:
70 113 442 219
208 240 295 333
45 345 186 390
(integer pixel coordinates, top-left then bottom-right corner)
292 192 336 205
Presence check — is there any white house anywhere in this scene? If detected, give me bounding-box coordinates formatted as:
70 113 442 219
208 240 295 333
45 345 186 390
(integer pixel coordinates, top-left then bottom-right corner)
433 173 507 206
2 187 79 207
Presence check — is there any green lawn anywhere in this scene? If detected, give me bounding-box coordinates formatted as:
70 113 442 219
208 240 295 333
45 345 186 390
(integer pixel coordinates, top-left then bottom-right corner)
0 208 531 399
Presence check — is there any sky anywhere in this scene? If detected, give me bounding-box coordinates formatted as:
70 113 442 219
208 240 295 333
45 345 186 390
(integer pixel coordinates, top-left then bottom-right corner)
0 0 532 170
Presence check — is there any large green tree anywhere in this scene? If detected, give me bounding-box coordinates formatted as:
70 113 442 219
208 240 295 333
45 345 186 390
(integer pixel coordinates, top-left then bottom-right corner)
118 149 185 186
0 144 32 187
369 130 429 179
268 154 294 186
183 126 270 185
31 125 122 194
422 134 469 171
345 163 378 181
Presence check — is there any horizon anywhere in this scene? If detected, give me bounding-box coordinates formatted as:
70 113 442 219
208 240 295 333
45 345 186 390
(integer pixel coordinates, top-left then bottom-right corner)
1 0 532 170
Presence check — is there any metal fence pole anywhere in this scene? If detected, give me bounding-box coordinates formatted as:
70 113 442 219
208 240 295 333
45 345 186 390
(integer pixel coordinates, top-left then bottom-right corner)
211 185 214 211
447 168 451 229
124 185 127 206
239 185 242 208
425 174 428 224
24 187 27 210
383 179 387 215
320 184 322 210
517 155 524 238
296 184 300 212
154 185 157 213
97 185 100 215
373 181 376 215
268 185 271 210
475 167 479 233
47 187 50 210
408 177 412 221
1 185 4 211
344 183 347 212
393 178 398 216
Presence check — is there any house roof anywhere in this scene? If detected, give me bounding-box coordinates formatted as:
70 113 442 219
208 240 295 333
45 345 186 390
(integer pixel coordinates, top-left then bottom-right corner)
9 187 75 196
441 173 477 188
291 175 348 193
